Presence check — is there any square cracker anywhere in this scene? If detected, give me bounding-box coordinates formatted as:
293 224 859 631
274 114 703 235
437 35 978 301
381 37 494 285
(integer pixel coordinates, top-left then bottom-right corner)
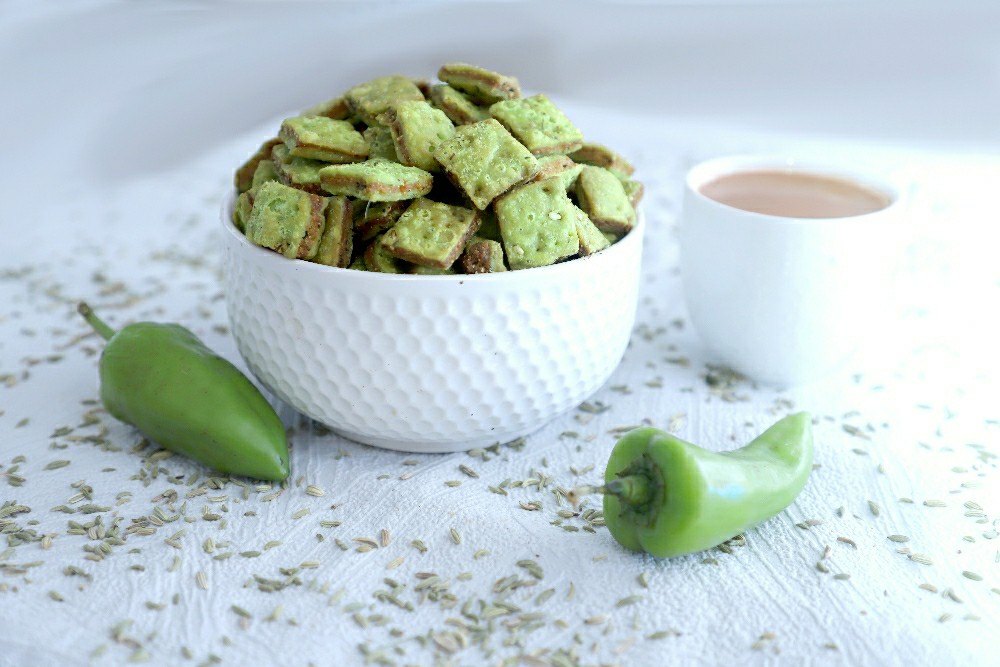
429 84 489 125
245 181 327 260
235 138 282 192
438 63 520 104
380 198 479 269
574 166 636 234
312 196 354 267
318 159 433 201
569 142 635 176
433 119 538 210
495 178 580 270
345 75 424 125
272 143 326 195
460 237 507 273
279 116 368 163
489 94 583 156
381 101 455 172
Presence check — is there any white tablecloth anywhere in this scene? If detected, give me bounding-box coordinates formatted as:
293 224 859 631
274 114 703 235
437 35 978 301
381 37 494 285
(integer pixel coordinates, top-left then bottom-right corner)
0 99 996 666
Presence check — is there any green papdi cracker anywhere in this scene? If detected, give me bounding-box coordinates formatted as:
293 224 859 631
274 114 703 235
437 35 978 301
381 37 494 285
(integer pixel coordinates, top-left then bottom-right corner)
279 116 368 163
363 125 399 161
429 84 488 125
354 200 409 241
532 155 582 190
434 119 539 210
495 178 580 269
621 178 644 207
233 63 642 272
272 143 326 195
245 181 327 260
574 165 636 234
345 75 425 125
364 237 406 273
382 101 455 172
235 138 282 192
475 209 501 242
251 160 279 190
460 237 507 273
574 208 611 256
312 196 354 267
569 143 635 176
300 96 351 120
490 94 583 156
438 63 520 104
234 190 254 232
380 198 479 269
318 159 433 201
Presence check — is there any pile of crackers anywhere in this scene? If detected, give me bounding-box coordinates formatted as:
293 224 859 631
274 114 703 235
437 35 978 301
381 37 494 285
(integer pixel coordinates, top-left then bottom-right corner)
234 63 643 273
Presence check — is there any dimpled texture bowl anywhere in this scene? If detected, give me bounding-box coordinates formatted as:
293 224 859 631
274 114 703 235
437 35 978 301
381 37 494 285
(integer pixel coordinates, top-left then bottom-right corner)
221 192 643 452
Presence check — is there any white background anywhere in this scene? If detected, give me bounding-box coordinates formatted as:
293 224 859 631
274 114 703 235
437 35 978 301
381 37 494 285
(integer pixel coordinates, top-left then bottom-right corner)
1 2 997 665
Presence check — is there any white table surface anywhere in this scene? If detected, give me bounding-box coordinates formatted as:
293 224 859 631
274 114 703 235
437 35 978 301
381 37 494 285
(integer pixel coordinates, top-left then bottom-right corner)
1 4 998 666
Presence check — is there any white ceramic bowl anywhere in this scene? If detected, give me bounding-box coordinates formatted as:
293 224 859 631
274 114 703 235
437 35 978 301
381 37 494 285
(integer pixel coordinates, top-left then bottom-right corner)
221 192 644 452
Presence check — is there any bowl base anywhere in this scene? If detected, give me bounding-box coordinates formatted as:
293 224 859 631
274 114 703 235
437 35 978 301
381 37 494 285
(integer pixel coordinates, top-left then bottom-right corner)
326 419 560 454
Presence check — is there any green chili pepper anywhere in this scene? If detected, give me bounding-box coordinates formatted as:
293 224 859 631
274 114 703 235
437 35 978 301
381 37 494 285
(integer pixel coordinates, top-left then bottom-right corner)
599 412 812 557
78 303 289 481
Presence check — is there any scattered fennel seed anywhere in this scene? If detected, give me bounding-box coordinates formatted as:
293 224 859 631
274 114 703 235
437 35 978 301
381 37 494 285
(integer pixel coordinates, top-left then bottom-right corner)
867 501 880 517
887 535 910 543
196 571 208 590
962 571 982 581
449 528 461 545
44 460 71 470
305 485 325 497
837 537 857 549
616 595 642 607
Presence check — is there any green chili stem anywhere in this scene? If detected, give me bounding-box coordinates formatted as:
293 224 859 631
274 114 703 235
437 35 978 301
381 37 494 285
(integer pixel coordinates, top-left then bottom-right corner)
605 475 653 506
77 302 116 341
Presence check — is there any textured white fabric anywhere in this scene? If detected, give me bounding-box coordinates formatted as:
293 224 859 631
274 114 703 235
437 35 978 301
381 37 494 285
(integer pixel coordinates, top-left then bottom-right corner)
0 105 996 666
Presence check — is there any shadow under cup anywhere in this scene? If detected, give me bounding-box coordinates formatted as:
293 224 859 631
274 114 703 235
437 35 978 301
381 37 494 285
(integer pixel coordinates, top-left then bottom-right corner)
679 156 903 387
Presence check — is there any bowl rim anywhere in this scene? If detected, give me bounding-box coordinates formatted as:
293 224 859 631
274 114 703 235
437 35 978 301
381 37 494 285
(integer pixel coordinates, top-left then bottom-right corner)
221 189 645 283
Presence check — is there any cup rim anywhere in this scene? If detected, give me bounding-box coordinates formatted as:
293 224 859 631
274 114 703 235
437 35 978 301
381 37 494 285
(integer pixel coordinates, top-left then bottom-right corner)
685 154 902 224
222 190 645 282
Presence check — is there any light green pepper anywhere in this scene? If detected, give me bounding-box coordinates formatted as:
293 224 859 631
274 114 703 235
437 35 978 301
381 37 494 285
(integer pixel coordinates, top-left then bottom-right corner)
600 412 813 557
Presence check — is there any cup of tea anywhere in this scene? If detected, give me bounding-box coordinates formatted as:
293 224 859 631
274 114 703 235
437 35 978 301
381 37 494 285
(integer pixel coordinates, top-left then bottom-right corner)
679 155 904 386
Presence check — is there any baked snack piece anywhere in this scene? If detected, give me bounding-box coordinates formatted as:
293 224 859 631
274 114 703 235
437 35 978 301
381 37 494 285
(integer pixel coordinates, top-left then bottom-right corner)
299 96 351 120
313 196 354 267
494 178 580 269
574 208 611 256
232 63 641 272
574 166 636 234
380 198 479 269
434 119 538 210
532 155 581 190
318 159 433 201
279 116 368 163
437 63 520 104
272 144 326 195
354 200 408 242
489 95 583 156
245 181 327 260
345 75 425 125
363 237 406 273
251 160 280 189
460 237 507 273
235 138 282 192
621 179 644 208
381 101 455 172
363 125 398 161
569 143 635 176
429 84 488 125
233 190 255 232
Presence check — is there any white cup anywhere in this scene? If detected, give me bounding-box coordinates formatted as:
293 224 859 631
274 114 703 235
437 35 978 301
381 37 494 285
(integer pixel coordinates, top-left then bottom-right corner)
679 155 903 386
